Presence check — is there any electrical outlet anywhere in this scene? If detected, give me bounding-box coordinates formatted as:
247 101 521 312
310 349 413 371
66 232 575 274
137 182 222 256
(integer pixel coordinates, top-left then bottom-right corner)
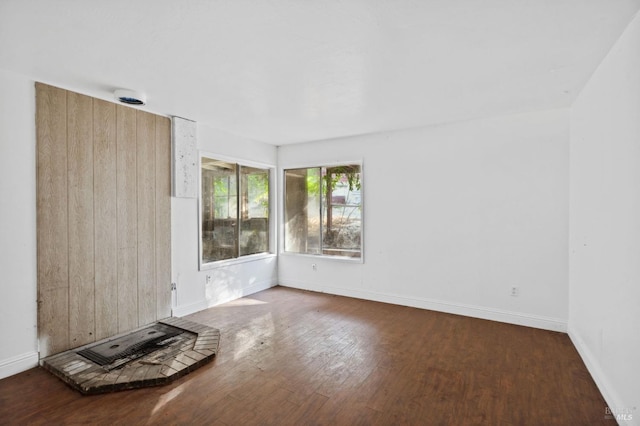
312 263 317 271
206 275 212 284
511 286 519 297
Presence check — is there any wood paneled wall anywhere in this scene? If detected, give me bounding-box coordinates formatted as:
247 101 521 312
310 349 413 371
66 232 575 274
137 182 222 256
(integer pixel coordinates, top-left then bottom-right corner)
36 83 171 358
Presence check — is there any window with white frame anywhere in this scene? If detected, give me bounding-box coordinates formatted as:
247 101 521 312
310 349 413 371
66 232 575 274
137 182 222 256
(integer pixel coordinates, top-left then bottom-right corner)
201 157 270 265
284 164 362 259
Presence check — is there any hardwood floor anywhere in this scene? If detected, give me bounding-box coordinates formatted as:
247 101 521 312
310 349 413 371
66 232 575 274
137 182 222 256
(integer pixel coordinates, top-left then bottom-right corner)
0 286 613 425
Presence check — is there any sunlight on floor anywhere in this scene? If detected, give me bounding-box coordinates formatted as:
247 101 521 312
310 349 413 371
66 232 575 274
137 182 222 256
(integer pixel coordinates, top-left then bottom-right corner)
224 297 268 307
234 312 275 361
151 382 188 416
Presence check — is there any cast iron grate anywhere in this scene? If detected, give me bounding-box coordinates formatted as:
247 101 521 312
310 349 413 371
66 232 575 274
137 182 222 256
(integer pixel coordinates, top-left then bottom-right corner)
77 323 184 369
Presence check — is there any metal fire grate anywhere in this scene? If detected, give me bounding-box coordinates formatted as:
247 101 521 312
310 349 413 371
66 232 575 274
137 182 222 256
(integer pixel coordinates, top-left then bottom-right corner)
77 323 184 369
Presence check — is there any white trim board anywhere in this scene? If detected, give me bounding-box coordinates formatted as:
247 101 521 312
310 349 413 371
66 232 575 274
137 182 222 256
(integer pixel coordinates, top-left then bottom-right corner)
0 351 39 380
172 299 209 318
279 280 567 332
172 116 198 198
568 326 637 426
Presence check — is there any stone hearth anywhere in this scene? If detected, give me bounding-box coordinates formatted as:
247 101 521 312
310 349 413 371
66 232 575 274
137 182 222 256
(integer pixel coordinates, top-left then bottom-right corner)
41 317 220 395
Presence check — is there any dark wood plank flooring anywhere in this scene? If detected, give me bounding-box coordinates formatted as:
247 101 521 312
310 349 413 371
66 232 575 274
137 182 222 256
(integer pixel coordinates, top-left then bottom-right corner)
0 286 613 425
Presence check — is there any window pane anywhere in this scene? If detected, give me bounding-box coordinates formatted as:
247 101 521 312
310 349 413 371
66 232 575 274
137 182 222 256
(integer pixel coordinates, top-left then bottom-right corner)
239 166 270 256
284 164 362 259
202 159 237 262
322 165 361 258
284 168 321 254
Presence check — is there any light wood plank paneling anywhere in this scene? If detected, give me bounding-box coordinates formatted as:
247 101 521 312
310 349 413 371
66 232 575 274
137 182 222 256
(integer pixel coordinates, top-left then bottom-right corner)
155 116 172 319
116 105 139 332
37 287 70 358
37 83 172 356
67 91 95 348
36 83 70 357
93 99 118 340
136 111 157 326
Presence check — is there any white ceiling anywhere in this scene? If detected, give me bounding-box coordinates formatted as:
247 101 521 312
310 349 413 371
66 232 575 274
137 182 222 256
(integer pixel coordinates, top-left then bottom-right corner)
1 1 639 145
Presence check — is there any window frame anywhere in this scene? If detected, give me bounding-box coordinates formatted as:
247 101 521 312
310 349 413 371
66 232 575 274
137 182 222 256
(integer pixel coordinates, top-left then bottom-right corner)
281 161 364 263
198 153 275 270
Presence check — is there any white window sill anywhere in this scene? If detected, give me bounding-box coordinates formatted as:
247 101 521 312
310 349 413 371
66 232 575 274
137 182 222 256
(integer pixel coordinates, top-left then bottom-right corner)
279 251 363 264
200 252 277 270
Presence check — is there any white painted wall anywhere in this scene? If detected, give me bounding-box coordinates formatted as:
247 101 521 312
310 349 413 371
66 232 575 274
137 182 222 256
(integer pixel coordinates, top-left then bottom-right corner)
569 12 640 424
278 109 570 331
171 124 278 317
0 69 39 378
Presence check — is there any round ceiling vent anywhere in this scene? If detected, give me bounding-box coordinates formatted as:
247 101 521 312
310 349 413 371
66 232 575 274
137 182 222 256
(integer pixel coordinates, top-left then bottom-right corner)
114 89 146 105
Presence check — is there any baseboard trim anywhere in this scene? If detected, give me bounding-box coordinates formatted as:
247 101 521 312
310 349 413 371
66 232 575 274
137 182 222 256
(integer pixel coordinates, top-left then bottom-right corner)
173 279 277 317
0 351 39 380
172 300 209 318
279 280 567 332
567 326 636 426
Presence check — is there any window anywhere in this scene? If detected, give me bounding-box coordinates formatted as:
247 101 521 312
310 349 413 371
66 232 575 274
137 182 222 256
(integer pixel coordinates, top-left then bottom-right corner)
201 157 270 265
284 164 362 259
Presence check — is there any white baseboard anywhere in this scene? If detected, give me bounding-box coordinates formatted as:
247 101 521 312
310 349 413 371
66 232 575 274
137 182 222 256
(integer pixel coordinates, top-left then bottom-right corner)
279 280 567 332
568 326 637 426
172 299 209 318
0 351 39 380
172 279 277 317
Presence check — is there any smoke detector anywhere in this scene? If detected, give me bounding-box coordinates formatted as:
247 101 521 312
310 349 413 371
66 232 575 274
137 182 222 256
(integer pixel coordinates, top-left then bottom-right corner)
114 89 146 105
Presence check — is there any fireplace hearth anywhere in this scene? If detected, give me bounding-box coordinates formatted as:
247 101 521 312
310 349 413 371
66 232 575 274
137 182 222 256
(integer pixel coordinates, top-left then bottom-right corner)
41 317 220 394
